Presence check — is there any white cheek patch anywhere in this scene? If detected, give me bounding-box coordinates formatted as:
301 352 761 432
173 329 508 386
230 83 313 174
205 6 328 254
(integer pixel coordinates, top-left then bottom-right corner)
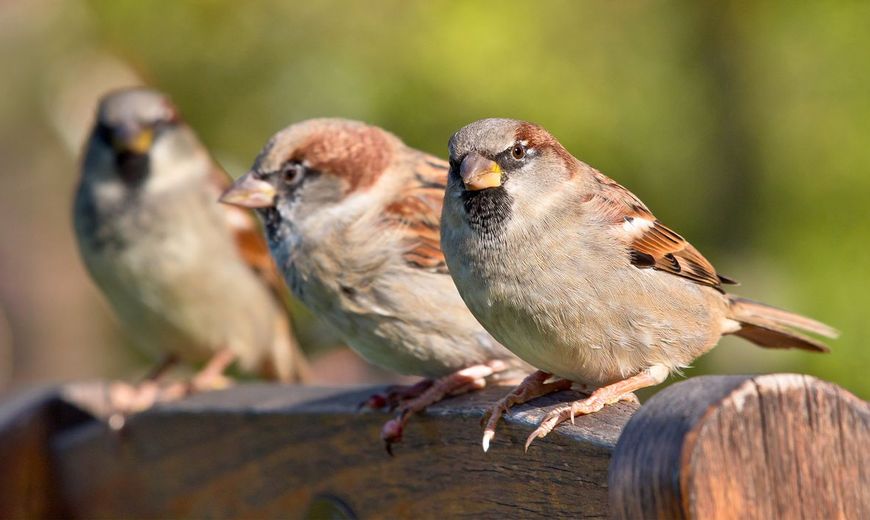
621 216 654 236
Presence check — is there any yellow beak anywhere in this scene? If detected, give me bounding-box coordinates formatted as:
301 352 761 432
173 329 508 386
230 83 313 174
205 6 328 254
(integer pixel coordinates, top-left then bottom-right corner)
112 127 154 155
220 172 277 209
459 152 502 191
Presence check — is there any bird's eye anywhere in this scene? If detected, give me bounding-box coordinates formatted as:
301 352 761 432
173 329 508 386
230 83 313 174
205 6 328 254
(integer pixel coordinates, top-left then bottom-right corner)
281 162 304 185
511 144 526 160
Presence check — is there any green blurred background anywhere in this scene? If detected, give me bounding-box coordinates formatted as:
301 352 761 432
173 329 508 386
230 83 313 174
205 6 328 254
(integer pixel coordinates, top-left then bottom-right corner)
0 1 867 398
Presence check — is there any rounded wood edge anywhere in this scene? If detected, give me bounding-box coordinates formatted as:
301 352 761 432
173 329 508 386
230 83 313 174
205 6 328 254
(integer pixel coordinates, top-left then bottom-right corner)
679 374 869 520
608 375 751 520
608 374 868 520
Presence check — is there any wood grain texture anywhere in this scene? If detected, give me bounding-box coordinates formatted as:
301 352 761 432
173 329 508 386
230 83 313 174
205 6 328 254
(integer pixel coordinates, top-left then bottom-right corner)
608 374 869 520
52 384 637 519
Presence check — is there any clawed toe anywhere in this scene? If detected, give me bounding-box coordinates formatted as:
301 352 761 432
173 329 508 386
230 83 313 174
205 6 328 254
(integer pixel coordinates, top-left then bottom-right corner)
381 414 406 456
524 406 566 451
524 396 610 450
479 409 492 428
524 428 547 452
105 380 165 431
108 380 161 415
524 369 664 452
481 429 496 453
479 370 572 453
360 380 435 412
377 366 501 454
481 404 505 452
358 393 387 411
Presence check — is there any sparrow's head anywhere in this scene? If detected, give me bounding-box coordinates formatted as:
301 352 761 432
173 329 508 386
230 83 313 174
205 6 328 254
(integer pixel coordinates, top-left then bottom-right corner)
448 118 576 194
84 87 203 188
446 118 577 232
220 118 399 227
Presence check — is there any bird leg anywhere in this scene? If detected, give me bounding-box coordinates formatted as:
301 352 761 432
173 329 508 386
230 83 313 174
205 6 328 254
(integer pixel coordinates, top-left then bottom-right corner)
381 360 509 454
140 353 179 383
360 379 435 411
523 365 668 451
106 350 237 430
105 353 180 427
481 370 573 452
170 348 237 398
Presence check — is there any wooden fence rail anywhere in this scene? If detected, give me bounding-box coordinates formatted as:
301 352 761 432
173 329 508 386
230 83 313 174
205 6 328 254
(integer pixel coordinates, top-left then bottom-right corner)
0 374 867 519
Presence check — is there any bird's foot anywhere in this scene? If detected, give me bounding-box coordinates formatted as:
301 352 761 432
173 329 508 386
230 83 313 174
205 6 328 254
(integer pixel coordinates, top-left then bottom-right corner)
523 391 638 451
105 379 183 430
360 379 435 411
480 370 572 452
106 350 236 430
381 362 502 455
522 366 668 451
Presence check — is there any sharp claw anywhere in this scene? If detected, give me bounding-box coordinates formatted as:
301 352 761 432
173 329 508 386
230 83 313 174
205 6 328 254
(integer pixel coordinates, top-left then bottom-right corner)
570 406 576 425
108 413 126 431
383 418 402 435
384 440 394 457
482 429 494 453
524 430 541 452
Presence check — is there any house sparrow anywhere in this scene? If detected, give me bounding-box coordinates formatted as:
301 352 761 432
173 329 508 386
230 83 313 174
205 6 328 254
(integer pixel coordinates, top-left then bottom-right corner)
74 87 308 416
220 118 525 451
440 118 838 452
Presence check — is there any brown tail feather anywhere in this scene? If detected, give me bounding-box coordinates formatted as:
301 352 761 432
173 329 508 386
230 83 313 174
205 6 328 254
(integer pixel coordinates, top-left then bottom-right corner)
727 296 837 353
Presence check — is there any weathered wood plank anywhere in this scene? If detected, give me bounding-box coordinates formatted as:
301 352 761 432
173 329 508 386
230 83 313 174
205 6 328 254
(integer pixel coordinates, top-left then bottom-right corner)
608 374 870 520
53 384 637 519
0 388 92 519
4 374 864 518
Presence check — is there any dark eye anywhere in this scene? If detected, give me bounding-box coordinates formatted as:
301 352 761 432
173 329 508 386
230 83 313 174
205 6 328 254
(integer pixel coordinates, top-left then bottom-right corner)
511 143 526 160
281 162 305 185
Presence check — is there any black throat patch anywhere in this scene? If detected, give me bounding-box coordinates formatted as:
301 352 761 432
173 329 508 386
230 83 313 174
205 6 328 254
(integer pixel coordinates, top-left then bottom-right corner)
461 187 512 237
261 206 283 239
115 152 150 186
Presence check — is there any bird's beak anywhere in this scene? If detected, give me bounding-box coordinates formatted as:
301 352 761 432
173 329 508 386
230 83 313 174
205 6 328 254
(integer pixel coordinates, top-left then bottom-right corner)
220 172 277 208
112 126 154 155
459 152 502 191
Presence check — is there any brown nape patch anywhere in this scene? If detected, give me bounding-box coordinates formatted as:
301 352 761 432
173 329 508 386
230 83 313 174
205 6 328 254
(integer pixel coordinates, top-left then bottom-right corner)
295 125 395 191
514 122 575 167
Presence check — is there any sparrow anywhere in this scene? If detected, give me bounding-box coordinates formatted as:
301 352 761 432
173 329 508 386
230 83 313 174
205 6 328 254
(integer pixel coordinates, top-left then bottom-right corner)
440 118 838 452
74 87 308 416
220 118 526 451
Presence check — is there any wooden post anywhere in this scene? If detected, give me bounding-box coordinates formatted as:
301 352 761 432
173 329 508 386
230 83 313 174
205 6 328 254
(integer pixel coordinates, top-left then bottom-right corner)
50 384 636 518
0 374 865 518
609 374 869 519
0 389 92 518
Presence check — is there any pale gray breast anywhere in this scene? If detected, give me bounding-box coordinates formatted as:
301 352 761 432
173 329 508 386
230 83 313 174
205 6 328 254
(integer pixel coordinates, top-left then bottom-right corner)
443 192 728 383
280 213 513 377
74 180 280 362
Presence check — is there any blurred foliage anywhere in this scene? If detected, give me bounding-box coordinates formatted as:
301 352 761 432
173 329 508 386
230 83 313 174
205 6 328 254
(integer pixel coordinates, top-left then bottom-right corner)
0 1 867 397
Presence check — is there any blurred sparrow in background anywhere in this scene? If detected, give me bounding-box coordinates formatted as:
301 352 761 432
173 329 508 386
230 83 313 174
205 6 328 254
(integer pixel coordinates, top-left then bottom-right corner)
440 118 837 452
74 88 307 421
221 118 526 452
